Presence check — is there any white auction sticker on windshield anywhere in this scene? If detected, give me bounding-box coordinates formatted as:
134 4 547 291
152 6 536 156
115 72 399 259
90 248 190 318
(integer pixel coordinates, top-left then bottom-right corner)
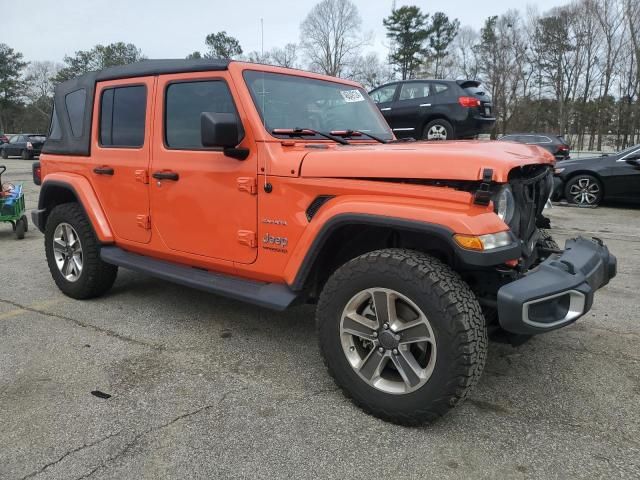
340 89 365 103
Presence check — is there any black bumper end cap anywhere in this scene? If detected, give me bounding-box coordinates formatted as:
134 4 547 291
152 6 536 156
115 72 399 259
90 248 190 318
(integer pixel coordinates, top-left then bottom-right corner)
497 236 615 335
31 209 46 233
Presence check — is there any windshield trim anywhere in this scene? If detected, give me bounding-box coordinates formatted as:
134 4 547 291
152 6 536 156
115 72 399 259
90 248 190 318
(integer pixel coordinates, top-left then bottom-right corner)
242 68 393 142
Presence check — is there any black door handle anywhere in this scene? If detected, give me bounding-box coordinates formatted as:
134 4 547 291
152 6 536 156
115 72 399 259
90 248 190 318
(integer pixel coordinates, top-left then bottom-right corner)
152 171 179 181
93 166 114 175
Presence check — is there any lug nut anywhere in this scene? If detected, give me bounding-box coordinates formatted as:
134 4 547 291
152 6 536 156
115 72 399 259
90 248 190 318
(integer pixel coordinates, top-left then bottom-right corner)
372 331 378 338
378 347 385 353
383 324 389 330
392 348 399 355
394 334 401 341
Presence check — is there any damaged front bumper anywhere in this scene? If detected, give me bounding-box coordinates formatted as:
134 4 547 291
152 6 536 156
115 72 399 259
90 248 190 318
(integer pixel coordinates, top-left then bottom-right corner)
497 237 616 335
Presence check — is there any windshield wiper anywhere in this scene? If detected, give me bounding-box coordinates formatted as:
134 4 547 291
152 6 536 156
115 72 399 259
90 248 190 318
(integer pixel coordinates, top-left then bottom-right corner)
329 129 388 144
272 128 350 145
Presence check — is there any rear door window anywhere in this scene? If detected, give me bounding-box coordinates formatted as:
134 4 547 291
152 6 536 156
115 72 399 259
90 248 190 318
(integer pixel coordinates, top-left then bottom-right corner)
100 85 147 147
399 82 430 101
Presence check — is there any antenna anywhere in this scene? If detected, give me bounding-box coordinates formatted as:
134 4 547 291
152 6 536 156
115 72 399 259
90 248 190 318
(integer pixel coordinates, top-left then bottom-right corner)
261 18 264 57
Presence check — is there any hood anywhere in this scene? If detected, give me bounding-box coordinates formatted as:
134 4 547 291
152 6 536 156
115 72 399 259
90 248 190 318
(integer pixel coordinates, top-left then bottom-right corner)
300 140 554 183
558 155 609 167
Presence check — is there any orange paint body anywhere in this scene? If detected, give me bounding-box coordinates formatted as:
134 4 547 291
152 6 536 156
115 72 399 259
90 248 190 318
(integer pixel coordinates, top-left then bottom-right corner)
39 62 554 286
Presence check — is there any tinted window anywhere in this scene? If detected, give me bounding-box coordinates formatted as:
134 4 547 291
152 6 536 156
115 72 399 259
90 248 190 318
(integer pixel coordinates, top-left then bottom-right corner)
370 84 397 104
49 105 62 140
431 83 449 95
463 83 491 100
100 85 146 147
399 82 430 100
65 89 86 137
165 80 239 149
9 136 20 144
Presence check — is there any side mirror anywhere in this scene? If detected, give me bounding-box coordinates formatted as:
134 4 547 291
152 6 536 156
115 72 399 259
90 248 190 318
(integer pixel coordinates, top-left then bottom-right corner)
201 112 241 148
200 112 248 160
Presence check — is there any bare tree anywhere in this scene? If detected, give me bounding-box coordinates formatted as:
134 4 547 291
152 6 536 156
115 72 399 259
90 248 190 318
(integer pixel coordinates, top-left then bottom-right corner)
270 43 298 68
346 52 393 90
300 0 368 76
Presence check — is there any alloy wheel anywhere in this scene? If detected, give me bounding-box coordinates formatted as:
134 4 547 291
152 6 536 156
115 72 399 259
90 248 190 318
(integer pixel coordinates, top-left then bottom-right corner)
568 178 600 205
427 125 448 140
53 223 83 282
340 288 437 395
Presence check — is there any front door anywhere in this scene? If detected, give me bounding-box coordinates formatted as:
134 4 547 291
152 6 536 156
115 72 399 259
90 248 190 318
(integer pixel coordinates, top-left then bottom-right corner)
150 73 258 264
606 153 640 202
388 81 433 138
89 77 153 243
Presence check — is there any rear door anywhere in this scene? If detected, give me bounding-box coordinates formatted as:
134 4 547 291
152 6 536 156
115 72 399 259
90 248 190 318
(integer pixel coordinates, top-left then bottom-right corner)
149 72 258 264
8 135 24 156
387 81 433 138
89 77 153 243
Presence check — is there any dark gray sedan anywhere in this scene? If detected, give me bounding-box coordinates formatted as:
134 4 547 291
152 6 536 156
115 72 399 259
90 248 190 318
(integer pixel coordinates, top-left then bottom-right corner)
0 134 46 160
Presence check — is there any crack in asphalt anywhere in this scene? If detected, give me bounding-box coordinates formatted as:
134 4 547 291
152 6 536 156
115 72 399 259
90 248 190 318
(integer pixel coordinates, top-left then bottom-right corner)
18 430 124 480
0 298 162 350
19 388 244 480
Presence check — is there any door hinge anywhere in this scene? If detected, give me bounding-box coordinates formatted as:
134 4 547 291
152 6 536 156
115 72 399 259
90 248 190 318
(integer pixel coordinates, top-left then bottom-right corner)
135 169 149 184
136 214 151 230
237 177 257 195
237 230 257 248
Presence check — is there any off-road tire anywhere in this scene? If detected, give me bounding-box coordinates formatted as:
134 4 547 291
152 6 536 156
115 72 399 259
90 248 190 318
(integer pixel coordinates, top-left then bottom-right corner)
422 119 454 141
316 248 487 425
45 203 118 299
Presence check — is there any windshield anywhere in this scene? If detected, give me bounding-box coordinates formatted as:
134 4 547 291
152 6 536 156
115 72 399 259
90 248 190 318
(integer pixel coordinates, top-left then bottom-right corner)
243 70 393 141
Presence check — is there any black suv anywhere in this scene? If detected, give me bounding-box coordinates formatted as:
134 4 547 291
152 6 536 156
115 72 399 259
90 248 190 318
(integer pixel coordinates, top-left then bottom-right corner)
498 133 570 160
369 79 495 140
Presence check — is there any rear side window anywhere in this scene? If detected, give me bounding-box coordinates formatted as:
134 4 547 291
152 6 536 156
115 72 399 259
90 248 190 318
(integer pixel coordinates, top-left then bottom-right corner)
100 85 146 148
49 106 62 140
431 83 449 95
399 82 430 100
165 80 239 149
65 89 86 137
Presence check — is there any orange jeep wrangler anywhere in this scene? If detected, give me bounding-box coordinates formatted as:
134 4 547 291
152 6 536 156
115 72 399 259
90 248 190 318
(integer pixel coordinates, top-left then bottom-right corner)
32 60 616 425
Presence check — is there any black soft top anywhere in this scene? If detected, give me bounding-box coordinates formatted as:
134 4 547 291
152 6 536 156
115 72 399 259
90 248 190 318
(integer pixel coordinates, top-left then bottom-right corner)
43 59 230 156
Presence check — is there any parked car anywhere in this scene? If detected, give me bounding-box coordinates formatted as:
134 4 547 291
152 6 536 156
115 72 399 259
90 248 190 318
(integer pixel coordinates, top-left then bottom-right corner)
369 79 495 140
553 144 640 206
0 133 47 159
32 59 615 425
499 133 570 160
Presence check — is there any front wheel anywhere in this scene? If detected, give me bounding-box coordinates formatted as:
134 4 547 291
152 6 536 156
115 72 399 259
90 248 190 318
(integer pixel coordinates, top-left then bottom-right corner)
21 149 31 160
564 174 602 206
45 203 118 299
316 249 487 425
422 119 454 141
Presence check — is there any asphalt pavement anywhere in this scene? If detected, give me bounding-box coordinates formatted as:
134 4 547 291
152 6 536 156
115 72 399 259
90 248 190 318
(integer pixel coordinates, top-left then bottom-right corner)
0 158 639 479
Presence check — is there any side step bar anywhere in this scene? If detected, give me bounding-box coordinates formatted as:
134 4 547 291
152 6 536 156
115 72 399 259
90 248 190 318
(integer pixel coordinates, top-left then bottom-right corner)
100 246 298 311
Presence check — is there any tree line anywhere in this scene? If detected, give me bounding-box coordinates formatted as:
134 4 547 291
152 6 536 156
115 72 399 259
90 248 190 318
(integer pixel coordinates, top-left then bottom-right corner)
1 0 639 151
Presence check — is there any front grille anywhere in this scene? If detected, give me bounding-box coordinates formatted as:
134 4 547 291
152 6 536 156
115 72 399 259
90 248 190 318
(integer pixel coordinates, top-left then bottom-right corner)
509 165 553 258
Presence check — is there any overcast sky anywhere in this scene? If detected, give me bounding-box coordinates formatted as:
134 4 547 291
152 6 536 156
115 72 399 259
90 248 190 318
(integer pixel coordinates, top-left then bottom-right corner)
4 0 569 64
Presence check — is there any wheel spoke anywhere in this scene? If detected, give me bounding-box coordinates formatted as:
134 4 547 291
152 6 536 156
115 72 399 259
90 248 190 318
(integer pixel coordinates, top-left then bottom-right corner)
53 239 66 253
72 256 82 275
391 350 422 388
62 257 71 277
397 320 432 345
342 313 376 340
372 290 393 327
358 348 387 381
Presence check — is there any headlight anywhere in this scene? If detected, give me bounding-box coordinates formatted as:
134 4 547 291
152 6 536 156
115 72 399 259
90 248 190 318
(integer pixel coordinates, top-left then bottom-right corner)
454 231 513 251
494 185 515 225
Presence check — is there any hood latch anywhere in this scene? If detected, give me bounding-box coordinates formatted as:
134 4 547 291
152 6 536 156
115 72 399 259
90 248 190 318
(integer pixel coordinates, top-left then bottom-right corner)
473 168 494 206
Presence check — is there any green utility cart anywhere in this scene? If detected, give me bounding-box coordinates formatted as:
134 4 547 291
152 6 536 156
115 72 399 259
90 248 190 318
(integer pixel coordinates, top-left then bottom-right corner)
0 166 28 239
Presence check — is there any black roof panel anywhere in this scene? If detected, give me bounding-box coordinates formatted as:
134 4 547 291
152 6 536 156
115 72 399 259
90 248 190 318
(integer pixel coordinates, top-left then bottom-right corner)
95 58 230 81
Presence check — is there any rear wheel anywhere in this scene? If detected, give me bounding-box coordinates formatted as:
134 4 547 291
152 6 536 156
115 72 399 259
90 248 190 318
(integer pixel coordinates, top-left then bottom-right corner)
1 149 8 159
564 174 602 206
317 249 487 425
21 149 30 160
45 203 118 299
422 119 454 141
